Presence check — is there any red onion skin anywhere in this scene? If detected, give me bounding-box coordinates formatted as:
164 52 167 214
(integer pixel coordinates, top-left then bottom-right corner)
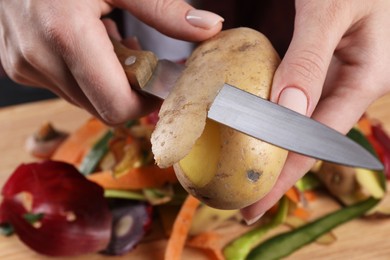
0 160 112 256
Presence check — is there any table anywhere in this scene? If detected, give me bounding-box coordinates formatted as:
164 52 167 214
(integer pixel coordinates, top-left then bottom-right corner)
1 96 390 259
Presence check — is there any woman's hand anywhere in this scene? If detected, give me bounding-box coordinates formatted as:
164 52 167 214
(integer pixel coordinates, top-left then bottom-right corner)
0 0 223 124
242 0 390 224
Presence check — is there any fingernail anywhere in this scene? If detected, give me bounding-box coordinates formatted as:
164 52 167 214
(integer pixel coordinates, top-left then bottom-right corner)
244 212 264 226
278 87 308 115
186 9 224 29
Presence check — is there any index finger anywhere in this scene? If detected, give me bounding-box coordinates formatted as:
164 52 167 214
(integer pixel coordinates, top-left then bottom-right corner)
59 16 160 124
109 0 224 41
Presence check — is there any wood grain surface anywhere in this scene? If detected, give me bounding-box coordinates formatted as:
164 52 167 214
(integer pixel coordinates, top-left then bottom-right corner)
0 96 389 260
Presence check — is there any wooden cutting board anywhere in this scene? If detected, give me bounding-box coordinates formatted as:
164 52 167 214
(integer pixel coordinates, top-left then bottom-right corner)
0 96 390 260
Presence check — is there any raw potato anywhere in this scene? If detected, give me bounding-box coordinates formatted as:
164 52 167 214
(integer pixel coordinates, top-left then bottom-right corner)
151 28 288 209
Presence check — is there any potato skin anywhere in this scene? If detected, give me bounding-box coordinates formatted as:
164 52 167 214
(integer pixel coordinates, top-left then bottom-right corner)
152 27 288 209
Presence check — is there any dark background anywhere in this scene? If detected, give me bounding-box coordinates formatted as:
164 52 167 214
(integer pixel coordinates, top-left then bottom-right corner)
0 77 57 107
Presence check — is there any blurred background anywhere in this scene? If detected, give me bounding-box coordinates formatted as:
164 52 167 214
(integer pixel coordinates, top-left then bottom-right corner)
0 72 57 107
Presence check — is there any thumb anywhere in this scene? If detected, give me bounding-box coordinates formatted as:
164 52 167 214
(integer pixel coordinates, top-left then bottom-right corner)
271 1 349 117
108 0 224 41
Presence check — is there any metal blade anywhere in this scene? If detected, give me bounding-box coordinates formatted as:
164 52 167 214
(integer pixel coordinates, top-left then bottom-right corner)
208 84 383 170
142 60 185 99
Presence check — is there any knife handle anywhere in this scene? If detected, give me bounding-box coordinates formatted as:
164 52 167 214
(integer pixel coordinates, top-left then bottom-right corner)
111 38 158 89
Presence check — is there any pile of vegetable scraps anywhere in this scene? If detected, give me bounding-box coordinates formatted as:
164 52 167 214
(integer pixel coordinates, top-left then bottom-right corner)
1 112 390 259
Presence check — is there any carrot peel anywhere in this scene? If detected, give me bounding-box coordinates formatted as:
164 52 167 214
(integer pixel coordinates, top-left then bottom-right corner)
87 166 177 190
164 195 200 260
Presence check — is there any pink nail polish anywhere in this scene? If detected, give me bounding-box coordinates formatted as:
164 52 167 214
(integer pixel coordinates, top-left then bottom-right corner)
278 87 308 115
186 9 224 29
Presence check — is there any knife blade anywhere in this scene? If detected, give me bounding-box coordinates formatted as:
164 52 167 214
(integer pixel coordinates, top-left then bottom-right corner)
209 84 383 170
112 39 383 170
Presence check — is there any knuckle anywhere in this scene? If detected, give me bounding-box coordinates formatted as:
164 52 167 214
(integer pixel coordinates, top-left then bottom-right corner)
19 42 39 66
39 10 75 57
42 22 72 55
5 67 29 85
98 107 128 126
288 49 326 84
2 54 26 82
5 68 24 83
151 0 182 22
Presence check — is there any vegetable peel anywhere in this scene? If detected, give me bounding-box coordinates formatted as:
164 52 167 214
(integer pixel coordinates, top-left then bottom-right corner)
0 161 112 256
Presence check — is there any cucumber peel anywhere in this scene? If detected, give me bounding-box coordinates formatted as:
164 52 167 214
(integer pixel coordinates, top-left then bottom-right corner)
79 120 138 175
246 127 386 259
223 196 289 260
247 197 379 260
79 130 113 175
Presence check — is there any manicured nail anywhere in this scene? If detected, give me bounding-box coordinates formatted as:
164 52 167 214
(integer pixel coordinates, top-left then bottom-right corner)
244 212 264 226
186 9 224 29
278 87 308 115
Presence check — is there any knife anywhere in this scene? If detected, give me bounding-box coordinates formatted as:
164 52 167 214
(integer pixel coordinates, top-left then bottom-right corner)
112 39 383 171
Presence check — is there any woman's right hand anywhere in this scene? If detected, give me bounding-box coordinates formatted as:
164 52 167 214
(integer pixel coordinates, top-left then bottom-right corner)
0 0 223 124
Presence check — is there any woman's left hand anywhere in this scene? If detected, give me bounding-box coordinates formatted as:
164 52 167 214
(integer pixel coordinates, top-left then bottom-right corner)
241 0 390 224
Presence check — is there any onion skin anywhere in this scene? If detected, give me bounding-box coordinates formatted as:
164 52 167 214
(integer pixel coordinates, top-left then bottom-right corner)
101 200 153 256
0 160 112 256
